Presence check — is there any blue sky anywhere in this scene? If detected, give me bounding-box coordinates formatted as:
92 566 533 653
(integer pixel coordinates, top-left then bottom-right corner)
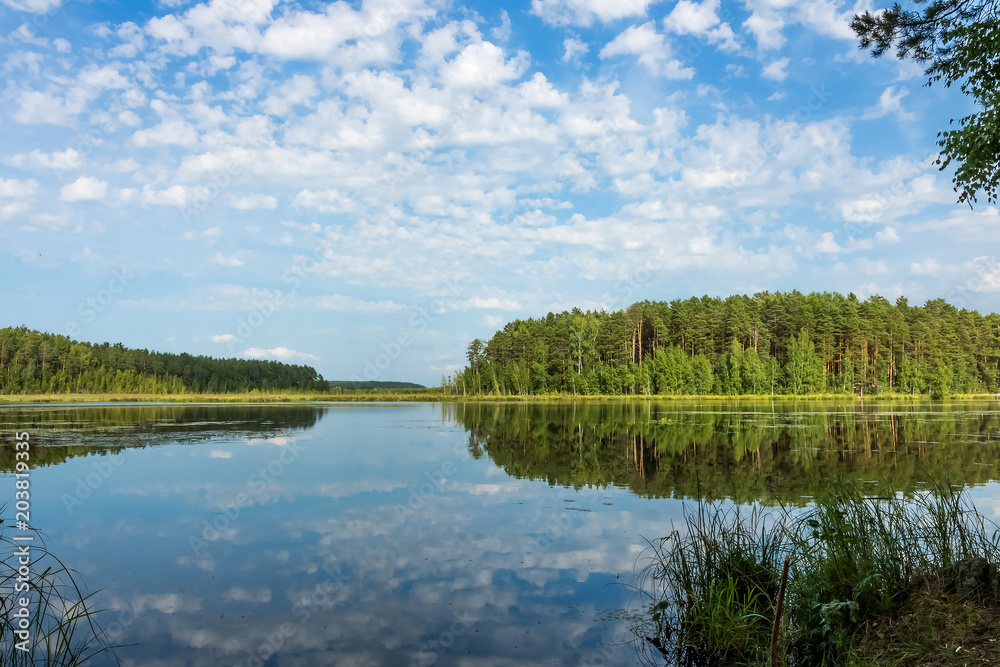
1 0 997 385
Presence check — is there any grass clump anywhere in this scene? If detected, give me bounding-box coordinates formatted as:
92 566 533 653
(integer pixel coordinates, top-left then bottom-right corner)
0 521 121 666
636 503 786 666
633 480 1000 666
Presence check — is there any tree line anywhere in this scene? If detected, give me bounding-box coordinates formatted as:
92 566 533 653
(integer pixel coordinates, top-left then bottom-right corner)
0 326 326 394
449 292 1000 397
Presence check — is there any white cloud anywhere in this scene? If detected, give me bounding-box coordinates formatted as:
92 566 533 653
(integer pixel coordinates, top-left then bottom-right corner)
302 294 406 313
261 75 318 116
863 86 916 121
743 12 785 50
0 178 39 198
211 334 235 343
562 37 588 62
762 57 790 81
1 0 60 12
875 226 900 243
229 194 277 210
132 119 200 147
531 0 656 26
142 184 207 207
60 176 108 202
108 21 146 58
242 346 318 361
292 189 356 213
600 22 693 79
817 231 842 253
209 450 232 458
439 41 529 89
182 226 222 242
211 251 254 267
13 90 84 126
491 10 511 43
663 0 739 51
5 149 83 170
910 258 944 276
258 3 365 59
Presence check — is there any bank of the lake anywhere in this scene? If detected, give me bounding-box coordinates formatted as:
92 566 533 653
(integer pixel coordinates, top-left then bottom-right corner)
3 391 1000 404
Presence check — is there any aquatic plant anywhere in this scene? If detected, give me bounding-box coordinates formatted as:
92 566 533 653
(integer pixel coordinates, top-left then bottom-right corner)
632 479 1000 666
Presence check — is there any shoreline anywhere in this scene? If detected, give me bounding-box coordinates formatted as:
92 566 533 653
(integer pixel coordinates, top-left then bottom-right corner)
1 392 998 405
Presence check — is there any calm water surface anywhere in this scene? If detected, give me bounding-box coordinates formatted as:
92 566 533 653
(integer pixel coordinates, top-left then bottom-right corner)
2 400 1000 666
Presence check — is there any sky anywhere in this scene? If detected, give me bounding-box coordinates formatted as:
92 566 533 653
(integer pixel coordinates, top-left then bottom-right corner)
1 0 998 386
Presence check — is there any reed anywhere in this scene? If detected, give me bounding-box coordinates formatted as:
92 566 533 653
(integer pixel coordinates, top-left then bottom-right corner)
0 520 120 666
633 479 1000 666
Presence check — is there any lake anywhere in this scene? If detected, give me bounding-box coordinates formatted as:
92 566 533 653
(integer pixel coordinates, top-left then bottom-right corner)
2 400 1000 666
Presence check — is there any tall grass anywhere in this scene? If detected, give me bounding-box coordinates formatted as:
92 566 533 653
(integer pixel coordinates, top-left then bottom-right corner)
0 522 120 666
632 480 1000 666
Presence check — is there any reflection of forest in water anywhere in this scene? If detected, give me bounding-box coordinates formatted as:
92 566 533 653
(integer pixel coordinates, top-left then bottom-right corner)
447 401 1000 504
0 404 326 470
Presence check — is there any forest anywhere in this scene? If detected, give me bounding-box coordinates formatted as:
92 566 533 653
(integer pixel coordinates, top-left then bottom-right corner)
449 292 1000 397
0 326 326 394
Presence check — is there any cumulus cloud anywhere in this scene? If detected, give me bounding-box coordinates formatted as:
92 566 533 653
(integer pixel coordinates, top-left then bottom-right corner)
562 37 588 62
910 258 945 276
0 178 39 198
1 0 61 13
663 0 739 51
5 148 83 170
211 250 254 267
229 194 277 210
183 227 222 242
531 0 656 26
761 57 790 81
60 176 107 202
863 86 916 121
599 22 693 79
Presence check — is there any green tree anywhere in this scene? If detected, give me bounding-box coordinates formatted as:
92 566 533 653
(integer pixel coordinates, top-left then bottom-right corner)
852 0 1000 204
786 331 823 395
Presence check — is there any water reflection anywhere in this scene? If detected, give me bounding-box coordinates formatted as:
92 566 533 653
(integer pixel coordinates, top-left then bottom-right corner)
0 401 997 666
449 400 1000 503
0 404 326 471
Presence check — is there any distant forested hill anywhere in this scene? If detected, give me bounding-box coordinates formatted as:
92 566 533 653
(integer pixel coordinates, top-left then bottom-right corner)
0 326 325 394
450 292 1000 397
327 380 426 390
